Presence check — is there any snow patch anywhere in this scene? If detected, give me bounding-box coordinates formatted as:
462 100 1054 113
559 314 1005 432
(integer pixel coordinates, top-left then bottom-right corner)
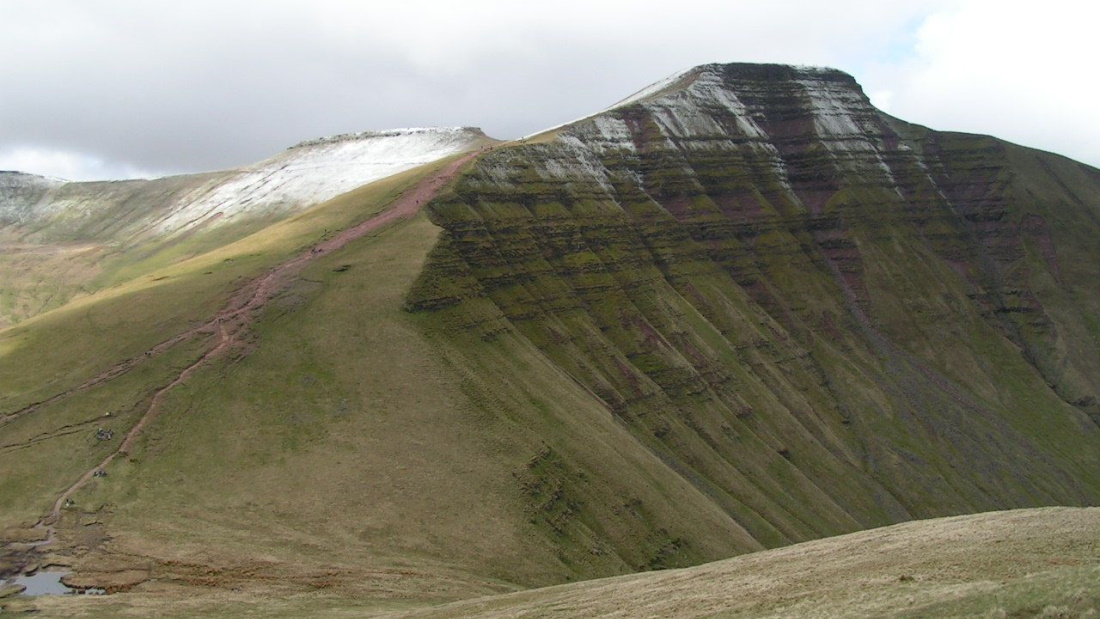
685 70 768 139
795 77 905 188
797 79 866 137
622 67 795 193
520 67 700 141
549 135 617 193
588 116 638 154
606 67 696 110
155 127 482 232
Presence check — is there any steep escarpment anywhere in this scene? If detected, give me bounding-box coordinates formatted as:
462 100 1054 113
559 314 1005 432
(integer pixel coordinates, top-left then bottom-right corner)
408 63 1100 552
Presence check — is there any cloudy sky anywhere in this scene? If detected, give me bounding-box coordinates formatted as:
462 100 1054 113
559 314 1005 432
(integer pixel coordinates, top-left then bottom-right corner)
1 0 1097 180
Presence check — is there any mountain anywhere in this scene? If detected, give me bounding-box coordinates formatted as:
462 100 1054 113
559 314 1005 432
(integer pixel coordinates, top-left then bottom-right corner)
0 127 489 327
408 61 1100 536
1 62 1098 616
1 127 487 238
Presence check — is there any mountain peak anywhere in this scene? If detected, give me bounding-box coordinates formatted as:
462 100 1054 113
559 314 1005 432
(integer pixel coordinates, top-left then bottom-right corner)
548 60 879 164
707 61 855 81
604 62 859 112
527 62 871 143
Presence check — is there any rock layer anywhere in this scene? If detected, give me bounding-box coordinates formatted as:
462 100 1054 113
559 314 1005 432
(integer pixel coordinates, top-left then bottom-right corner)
408 63 1100 550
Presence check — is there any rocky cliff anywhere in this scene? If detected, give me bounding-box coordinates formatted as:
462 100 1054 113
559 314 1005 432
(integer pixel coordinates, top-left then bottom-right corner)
407 63 1100 552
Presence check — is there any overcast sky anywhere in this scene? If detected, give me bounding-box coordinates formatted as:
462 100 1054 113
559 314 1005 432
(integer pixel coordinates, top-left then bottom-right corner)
1 0 1097 181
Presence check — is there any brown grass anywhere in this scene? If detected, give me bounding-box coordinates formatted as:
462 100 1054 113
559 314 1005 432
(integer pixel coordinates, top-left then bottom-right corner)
17 507 1098 617
387 507 1100 619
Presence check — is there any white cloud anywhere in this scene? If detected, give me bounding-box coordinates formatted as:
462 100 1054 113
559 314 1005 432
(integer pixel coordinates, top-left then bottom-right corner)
868 90 895 113
0 0 1096 180
0 147 161 182
859 0 1100 165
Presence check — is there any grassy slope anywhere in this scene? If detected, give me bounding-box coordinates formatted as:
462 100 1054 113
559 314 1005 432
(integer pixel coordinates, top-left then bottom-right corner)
0 162 454 530
1 153 759 614
21 507 1099 617
385 507 1100 619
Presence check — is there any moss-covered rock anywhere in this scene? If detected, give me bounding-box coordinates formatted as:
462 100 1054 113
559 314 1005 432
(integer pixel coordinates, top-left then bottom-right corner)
408 63 1100 555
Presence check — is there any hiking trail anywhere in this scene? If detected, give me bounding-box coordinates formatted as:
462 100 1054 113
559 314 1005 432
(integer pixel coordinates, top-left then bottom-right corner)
9 150 480 544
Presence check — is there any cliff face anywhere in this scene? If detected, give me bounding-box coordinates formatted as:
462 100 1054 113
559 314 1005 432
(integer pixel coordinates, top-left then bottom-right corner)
408 63 1100 550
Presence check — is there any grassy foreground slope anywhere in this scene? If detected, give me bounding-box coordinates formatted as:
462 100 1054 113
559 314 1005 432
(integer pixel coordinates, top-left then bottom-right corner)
391 507 1100 619
20 507 1099 617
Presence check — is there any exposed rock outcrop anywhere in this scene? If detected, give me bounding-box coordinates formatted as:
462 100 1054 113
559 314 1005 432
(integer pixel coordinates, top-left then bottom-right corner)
408 63 1100 550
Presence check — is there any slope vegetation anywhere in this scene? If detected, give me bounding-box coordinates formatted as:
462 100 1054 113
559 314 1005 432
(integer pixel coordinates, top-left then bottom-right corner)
0 127 489 327
407 63 1100 555
15 507 1099 617
391 507 1100 619
0 63 1097 615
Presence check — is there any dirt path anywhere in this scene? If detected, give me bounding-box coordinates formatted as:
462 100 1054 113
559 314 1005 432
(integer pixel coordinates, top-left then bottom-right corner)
21 150 480 539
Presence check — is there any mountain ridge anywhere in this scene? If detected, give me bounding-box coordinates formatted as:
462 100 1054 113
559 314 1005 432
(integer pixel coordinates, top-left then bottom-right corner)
0 126 491 327
0 126 490 238
1 61 1098 615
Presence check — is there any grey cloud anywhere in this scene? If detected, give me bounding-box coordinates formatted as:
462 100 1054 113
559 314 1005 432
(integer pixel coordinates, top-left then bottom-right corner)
4 1 1096 180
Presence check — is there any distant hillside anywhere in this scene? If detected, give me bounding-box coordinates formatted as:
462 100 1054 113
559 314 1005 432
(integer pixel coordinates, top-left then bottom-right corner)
0 127 490 326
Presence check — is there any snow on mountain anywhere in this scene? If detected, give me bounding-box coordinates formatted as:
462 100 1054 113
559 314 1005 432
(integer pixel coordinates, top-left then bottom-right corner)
605 66 697 110
0 172 66 225
519 68 700 141
519 63 910 202
154 127 486 233
0 127 487 241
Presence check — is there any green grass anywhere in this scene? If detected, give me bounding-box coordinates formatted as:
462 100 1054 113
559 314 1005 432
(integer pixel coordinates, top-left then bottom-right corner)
0 159 475 537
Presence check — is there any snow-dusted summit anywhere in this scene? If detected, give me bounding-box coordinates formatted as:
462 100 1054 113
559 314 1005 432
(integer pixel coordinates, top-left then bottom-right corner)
508 63 899 205
156 127 486 232
1 127 488 240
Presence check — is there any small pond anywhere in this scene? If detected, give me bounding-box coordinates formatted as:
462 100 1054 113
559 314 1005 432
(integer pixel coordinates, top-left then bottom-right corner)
5 570 106 596
8 570 71 595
